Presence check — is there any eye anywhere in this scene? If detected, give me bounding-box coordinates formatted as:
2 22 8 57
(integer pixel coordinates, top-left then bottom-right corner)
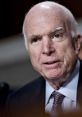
49 30 64 39
49 32 56 39
49 29 65 42
31 36 42 44
32 38 38 43
55 32 63 38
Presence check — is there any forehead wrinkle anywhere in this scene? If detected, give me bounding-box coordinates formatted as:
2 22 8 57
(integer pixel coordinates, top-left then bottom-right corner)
29 25 66 40
24 8 66 32
23 1 77 40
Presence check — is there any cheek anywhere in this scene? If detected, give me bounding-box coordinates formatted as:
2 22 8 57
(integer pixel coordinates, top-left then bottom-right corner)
29 50 38 63
28 47 42 67
59 40 75 57
57 41 77 65
61 45 77 71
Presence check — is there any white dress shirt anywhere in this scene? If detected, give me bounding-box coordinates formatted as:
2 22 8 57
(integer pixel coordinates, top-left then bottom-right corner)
45 60 80 113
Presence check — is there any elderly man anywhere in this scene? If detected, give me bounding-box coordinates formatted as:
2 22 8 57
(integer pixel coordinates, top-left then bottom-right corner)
6 1 82 117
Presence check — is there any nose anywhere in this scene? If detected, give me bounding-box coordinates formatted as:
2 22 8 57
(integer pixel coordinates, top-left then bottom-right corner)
42 36 55 55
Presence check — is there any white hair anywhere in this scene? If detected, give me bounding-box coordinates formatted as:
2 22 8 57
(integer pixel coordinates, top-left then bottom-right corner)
22 1 78 46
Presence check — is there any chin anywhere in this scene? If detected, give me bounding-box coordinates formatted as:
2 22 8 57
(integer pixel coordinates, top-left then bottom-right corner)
45 74 61 80
47 75 67 86
48 71 63 78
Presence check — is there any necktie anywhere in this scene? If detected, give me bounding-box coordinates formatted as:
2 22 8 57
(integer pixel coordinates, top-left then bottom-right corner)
50 91 65 116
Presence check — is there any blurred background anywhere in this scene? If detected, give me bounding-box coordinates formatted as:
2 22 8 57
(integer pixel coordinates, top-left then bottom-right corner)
0 0 82 90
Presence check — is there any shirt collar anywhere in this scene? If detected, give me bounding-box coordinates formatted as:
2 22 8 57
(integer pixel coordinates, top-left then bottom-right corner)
45 81 54 105
45 60 80 105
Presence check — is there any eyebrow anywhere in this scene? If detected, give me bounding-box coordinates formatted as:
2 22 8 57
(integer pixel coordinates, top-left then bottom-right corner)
55 27 64 31
48 27 65 36
51 27 65 34
29 27 65 41
29 35 42 41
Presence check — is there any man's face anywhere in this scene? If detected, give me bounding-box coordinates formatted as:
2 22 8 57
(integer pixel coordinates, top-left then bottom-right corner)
25 10 80 82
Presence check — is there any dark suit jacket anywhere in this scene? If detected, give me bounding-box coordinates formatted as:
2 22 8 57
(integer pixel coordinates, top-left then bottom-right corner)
5 61 82 117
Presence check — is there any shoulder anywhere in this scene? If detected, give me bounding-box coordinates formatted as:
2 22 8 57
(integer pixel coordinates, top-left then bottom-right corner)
16 76 45 95
5 77 45 117
7 76 45 101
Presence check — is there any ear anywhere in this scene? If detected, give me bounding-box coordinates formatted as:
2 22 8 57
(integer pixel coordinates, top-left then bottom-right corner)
75 34 82 54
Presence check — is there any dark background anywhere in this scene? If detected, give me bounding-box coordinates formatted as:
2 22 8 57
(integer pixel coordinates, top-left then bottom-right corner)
0 0 82 40
0 0 82 92
0 0 82 108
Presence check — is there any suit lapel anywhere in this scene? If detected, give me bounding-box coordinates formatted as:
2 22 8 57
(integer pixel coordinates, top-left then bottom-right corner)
31 77 45 114
77 60 82 107
20 77 46 116
37 76 45 113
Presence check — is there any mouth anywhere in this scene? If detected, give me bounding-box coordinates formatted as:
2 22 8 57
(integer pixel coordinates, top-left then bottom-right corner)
43 60 61 68
44 60 60 64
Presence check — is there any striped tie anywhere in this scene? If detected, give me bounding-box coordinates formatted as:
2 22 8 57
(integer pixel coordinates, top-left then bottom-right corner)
50 91 65 116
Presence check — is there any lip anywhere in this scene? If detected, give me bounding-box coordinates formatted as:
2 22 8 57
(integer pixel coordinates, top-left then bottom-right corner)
43 60 61 69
